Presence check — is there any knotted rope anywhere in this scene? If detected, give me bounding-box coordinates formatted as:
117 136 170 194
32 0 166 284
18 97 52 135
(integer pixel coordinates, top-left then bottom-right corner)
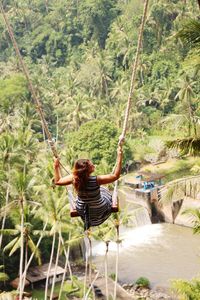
0 2 70 174
121 0 149 140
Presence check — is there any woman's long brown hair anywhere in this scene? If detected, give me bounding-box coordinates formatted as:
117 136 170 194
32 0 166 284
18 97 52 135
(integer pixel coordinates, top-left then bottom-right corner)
72 159 91 192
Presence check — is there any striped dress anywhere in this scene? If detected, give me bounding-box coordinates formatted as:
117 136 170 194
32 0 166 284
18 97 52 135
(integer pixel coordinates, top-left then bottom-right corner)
76 176 112 227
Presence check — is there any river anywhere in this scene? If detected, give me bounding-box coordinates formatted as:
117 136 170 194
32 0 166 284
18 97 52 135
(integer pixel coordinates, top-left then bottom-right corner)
92 223 200 287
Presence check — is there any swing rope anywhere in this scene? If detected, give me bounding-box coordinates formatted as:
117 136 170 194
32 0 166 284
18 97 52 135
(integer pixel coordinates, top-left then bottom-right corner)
0 2 70 175
120 0 149 140
111 0 149 219
111 0 149 226
112 1 149 299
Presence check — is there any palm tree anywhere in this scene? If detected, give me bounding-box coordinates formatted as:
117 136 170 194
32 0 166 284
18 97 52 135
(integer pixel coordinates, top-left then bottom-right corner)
91 207 132 300
76 44 113 100
175 75 197 137
21 221 48 292
1 222 41 264
59 228 86 299
166 19 200 155
176 19 200 74
58 232 72 300
149 1 177 48
107 9 144 69
34 188 73 300
8 167 37 300
0 113 40 251
63 93 92 131
0 132 23 249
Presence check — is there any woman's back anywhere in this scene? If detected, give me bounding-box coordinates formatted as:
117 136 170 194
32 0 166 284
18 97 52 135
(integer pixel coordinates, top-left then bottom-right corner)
77 176 100 201
76 176 112 227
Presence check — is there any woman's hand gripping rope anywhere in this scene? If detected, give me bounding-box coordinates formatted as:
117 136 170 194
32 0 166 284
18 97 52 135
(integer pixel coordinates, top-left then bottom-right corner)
54 157 60 169
117 134 125 155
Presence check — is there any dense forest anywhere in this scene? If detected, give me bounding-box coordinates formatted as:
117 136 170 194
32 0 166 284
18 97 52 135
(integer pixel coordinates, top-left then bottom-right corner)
0 0 200 299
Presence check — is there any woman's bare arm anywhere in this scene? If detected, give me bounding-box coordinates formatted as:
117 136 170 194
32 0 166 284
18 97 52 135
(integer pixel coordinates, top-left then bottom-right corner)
54 158 73 186
97 145 123 185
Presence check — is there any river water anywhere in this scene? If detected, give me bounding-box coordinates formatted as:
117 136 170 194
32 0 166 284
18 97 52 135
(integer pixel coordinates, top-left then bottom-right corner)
92 223 200 287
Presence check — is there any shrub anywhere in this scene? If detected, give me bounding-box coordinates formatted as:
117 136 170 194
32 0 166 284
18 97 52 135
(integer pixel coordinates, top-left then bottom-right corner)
171 278 200 300
135 277 150 288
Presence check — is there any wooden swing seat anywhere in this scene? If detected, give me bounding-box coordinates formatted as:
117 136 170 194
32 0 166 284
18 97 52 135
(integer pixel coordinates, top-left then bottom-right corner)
70 203 119 218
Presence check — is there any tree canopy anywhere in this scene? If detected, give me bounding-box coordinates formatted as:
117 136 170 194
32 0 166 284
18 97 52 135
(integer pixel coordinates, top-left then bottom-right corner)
0 0 200 294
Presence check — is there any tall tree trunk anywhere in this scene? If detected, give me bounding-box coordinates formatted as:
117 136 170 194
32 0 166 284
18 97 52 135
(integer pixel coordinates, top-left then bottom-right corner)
104 241 110 300
88 237 92 286
84 271 99 300
83 233 95 300
22 222 48 291
49 233 61 300
0 183 10 248
19 198 25 300
23 236 28 291
44 232 56 300
45 0 49 13
186 94 196 137
113 221 120 300
188 102 197 137
58 233 72 300
83 235 89 299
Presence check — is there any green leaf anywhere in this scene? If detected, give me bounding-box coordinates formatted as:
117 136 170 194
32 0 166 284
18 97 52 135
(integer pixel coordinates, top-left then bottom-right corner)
9 237 22 256
3 237 19 253
28 237 42 265
0 272 9 282
0 229 19 236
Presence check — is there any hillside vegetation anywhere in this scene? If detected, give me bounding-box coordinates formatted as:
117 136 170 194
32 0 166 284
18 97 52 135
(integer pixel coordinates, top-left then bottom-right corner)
0 0 200 294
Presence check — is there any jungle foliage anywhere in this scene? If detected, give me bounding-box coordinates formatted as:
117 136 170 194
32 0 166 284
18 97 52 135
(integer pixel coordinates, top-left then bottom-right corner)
0 0 200 287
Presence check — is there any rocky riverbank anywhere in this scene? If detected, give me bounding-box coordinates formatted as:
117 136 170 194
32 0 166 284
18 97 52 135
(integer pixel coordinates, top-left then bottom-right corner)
72 264 178 299
121 283 178 300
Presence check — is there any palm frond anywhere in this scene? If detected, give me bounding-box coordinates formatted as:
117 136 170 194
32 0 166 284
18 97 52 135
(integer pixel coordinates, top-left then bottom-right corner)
183 50 200 72
0 229 19 236
64 234 85 247
177 19 200 50
0 200 18 218
92 221 116 242
9 237 22 256
3 237 19 253
182 208 200 234
28 237 42 265
32 230 51 237
166 138 200 156
160 175 200 204
161 114 187 127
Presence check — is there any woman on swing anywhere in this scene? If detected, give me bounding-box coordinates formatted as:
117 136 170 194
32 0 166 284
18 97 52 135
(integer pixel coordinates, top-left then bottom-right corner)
54 141 123 228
